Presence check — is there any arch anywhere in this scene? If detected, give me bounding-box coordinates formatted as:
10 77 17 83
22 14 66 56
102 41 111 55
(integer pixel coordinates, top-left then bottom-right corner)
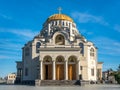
55 34 65 45
56 55 65 80
43 55 52 62
90 48 95 57
66 22 68 26
36 42 41 53
90 48 94 52
43 55 52 80
56 55 65 62
63 21 64 26
79 43 84 54
68 55 77 80
68 55 77 63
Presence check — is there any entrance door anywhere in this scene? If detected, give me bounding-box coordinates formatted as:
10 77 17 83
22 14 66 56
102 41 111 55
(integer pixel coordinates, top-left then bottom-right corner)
44 64 52 80
56 64 64 80
68 64 76 80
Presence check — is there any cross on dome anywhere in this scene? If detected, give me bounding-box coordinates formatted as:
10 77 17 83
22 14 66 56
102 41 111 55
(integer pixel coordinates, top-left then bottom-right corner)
57 7 62 14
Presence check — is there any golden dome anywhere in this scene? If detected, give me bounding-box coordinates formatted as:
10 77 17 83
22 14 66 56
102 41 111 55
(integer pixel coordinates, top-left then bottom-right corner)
47 14 73 22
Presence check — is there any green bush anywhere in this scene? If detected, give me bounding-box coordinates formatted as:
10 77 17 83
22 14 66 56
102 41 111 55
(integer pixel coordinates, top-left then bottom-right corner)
114 73 120 84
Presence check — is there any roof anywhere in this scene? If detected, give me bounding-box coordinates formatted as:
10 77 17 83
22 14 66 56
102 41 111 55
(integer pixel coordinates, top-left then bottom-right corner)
47 14 73 22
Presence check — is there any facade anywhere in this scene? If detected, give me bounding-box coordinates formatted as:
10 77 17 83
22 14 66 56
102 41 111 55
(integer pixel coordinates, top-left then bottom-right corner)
7 73 16 84
16 12 103 84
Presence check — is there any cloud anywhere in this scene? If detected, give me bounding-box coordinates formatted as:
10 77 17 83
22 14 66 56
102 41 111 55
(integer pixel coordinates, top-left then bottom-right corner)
0 41 22 50
71 12 109 26
0 55 19 60
91 37 120 56
0 28 39 61
0 13 12 20
114 24 120 32
0 28 39 39
0 55 10 59
10 30 38 38
79 29 93 35
103 63 118 71
0 40 22 60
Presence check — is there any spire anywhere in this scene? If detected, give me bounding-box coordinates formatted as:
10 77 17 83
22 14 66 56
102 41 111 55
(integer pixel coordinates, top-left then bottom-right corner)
57 7 62 14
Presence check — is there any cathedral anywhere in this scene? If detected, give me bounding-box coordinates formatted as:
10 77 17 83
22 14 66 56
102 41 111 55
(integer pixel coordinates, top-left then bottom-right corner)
16 10 103 85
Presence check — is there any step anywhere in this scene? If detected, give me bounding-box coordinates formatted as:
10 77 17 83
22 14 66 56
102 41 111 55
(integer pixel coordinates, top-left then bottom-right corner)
40 80 80 86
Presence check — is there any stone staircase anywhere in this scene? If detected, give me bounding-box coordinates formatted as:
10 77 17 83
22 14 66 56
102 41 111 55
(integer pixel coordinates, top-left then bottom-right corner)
40 80 80 86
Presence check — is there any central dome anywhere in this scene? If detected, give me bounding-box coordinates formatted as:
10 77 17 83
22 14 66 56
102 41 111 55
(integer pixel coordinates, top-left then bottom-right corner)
47 14 73 22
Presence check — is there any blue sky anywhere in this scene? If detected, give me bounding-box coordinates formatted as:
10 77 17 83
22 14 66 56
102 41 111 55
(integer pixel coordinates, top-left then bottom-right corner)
0 0 120 77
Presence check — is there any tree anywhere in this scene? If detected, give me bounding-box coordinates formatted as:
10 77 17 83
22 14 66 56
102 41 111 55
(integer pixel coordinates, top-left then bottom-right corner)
117 64 120 72
114 64 120 84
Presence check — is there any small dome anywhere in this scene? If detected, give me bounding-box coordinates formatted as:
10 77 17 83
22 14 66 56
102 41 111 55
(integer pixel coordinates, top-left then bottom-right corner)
47 14 73 22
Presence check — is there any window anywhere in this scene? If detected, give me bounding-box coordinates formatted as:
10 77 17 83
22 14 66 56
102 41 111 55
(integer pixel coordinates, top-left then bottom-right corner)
25 68 28 76
80 66 83 70
66 22 68 26
72 30 75 34
36 42 41 53
56 56 64 62
90 48 94 57
52 22 54 26
55 34 65 45
25 47 29 56
63 22 64 26
79 43 84 54
43 56 52 63
72 24 75 28
91 69 94 76
55 21 57 25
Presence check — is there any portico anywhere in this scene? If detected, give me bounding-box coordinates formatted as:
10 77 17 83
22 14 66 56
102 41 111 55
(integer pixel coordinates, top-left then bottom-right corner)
40 55 81 80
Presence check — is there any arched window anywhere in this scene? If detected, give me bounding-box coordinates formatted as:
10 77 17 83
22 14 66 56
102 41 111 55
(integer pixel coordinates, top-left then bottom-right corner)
55 34 65 45
68 56 77 63
55 21 57 25
66 22 68 26
25 47 29 56
79 43 84 54
43 56 52 63
63 22 64 26
56 56 64 62
36 42 41 53
90 48 94 57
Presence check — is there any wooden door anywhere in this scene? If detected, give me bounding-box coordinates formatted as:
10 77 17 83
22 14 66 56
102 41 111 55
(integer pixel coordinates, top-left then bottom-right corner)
68 64 76 80
72 64 76 80
68 65 72 80
56 64 64 80
48 64 52 80
44 64 52 80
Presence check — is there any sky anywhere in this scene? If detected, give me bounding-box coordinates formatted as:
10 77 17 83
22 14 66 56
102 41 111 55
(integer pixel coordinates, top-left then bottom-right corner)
0 0 120 78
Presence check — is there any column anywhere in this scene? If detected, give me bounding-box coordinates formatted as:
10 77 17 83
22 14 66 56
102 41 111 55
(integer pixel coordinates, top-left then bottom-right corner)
48 23 50 35
65 60 68 80
69 22 72 41
78 60 80 80
40 61 43 80
53 60 56 80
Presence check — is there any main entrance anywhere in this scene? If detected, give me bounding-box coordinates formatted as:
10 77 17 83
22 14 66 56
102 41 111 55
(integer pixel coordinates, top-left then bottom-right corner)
68 56 77 80
68 64 76 80
44 64 52 80
43 56 52 80
56 64 64 80
56 56 64 80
